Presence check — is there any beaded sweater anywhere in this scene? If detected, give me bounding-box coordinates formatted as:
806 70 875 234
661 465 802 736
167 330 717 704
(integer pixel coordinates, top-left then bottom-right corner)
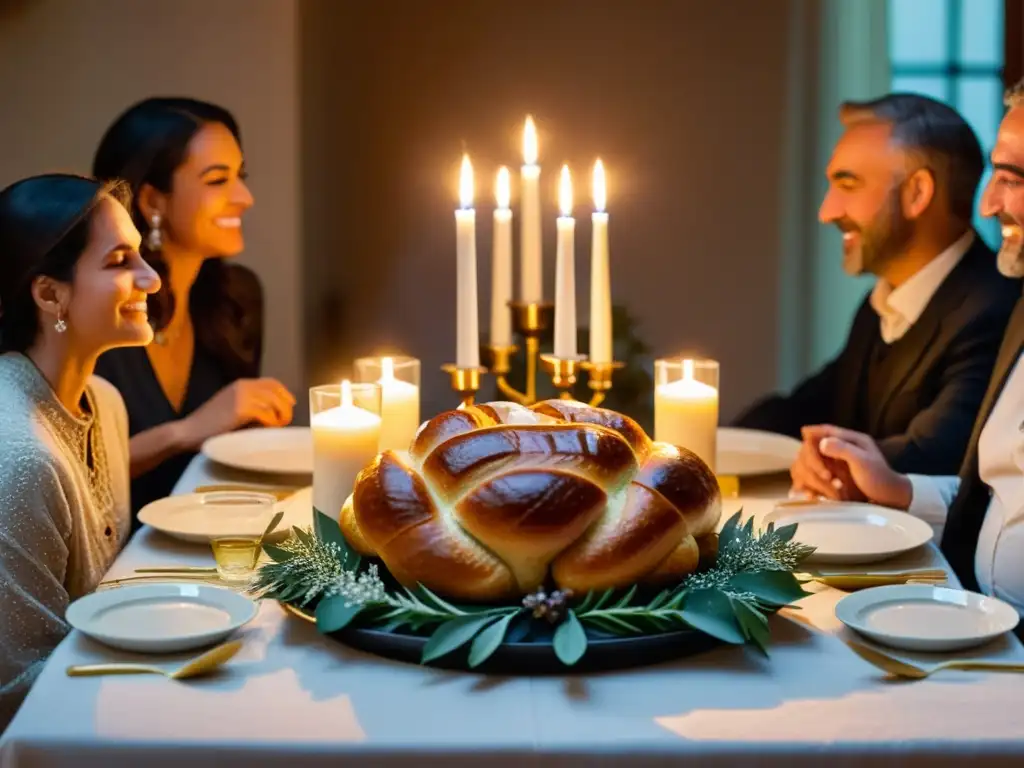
0 352 130 729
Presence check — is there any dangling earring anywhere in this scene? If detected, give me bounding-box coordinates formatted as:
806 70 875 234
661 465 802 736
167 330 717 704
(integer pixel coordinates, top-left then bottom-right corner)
54 312 67 334
146 213 163 251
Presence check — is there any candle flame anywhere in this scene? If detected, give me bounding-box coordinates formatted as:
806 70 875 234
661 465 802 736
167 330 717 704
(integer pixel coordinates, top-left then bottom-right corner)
496 166 510 209
523 116 538 166
683 359 695 381
558 165 573 217
381 357 395 382
341 378 353 408
459 154 474 209
593 159 606 212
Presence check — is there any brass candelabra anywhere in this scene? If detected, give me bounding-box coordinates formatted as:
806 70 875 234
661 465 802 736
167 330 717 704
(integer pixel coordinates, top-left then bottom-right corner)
443 301 624 408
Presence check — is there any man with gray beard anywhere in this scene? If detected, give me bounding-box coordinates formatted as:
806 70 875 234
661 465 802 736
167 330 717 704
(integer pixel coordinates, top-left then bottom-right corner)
736 93 1020 494
802 79 1024 615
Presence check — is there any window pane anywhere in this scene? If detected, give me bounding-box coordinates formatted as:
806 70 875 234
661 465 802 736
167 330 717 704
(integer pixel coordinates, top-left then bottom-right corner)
893 75 950 101
956 75 1003 151
959 0 1003 67
889 0 950 65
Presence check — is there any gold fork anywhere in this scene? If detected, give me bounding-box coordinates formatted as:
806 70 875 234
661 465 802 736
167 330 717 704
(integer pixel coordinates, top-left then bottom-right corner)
847 640 1024 679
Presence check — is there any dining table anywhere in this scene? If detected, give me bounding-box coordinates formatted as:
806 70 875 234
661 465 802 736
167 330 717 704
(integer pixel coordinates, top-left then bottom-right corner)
3 453 1024 767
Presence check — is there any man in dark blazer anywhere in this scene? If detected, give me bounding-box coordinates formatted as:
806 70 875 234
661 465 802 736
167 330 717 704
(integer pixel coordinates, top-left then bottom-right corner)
735 93 1020 493
805 79 1024 614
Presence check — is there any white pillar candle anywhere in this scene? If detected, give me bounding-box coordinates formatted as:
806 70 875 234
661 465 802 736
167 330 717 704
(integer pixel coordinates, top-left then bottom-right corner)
455 154 480 368
377 357 420 452
654 360 718 470
520 116 543 303
553 165 577 359
589 159 613 364
491 167 513 347
311 380 382 516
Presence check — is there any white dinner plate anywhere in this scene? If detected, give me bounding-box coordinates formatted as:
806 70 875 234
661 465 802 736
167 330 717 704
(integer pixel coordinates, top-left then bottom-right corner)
716 427 801 477
201 426 313 475
836 584 1020 652
138 486 313 544
67 583 258 653
763 502 933 564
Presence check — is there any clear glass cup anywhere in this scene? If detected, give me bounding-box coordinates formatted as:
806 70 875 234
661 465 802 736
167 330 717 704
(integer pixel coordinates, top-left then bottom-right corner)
354 356 421 452
653 357 720 473
203 491 278 583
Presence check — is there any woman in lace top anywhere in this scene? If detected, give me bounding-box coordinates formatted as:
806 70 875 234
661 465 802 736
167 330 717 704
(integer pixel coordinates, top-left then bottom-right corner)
0 174 159 728
92 98 295 520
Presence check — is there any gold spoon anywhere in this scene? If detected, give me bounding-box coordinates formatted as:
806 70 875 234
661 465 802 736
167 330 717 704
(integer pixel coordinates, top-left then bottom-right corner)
846 640 1024 679
66 640 243 679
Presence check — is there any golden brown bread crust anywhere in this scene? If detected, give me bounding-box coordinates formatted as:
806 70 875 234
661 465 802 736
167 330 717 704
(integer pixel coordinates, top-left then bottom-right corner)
531 400 650 458
421 423 638 503
346 451 517 599
341 399 721 600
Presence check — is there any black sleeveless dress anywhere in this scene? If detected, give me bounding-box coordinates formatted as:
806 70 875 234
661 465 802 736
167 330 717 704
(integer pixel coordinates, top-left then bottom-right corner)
94 262 263 526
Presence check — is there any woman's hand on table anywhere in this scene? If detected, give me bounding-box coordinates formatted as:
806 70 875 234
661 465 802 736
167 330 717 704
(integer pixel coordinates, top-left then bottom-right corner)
795 425 913 510
179 378 296 448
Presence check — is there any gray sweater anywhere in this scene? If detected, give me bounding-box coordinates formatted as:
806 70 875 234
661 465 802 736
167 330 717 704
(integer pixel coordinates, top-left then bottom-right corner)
0 352 130 729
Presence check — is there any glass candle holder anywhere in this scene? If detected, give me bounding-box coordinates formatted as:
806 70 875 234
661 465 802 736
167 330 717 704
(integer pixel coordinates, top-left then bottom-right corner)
653 357 720 472
309 381 382 517
354 355 421 453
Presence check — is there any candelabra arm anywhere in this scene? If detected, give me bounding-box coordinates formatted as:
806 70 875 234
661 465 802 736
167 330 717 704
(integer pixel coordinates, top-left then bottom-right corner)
495 374 531 405
580 360 624 411
525 336 539 403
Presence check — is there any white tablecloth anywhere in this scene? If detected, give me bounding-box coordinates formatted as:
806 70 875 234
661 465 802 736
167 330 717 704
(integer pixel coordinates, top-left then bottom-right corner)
3 457 1024 767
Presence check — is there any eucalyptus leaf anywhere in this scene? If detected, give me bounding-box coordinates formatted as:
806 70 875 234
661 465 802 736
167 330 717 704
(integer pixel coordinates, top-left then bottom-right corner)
421 614 498 663
553 611 588 665
731 598 771 655
773 522 799 543
316 595 363 633
718 511 742 548
679 589 745 644
293 526 314 547
730 571 810 606
313 508 361 571
468 611 519 667
262 543 294 563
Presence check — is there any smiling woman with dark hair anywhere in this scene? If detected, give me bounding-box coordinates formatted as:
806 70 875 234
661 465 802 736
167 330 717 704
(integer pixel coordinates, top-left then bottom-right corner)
0 173 160 726
92 97 295 520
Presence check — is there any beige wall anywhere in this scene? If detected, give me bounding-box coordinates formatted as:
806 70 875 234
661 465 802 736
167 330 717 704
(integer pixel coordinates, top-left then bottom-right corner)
301 0 803 422
0 0 825 428
0 0 303 404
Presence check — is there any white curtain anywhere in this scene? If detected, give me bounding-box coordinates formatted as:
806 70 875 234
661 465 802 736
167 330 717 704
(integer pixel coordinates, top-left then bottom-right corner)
776 0 891 389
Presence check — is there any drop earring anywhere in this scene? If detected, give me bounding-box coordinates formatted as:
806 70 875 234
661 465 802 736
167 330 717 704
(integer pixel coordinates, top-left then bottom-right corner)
146 212 163 251
54 313 67 334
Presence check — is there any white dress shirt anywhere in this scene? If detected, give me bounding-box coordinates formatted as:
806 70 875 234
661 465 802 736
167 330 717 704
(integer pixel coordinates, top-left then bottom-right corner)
908 351 1024 613
869 230 974 343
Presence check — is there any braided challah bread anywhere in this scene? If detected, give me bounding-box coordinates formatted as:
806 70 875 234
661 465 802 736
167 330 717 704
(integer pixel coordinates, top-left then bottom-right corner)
340 399 721 601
